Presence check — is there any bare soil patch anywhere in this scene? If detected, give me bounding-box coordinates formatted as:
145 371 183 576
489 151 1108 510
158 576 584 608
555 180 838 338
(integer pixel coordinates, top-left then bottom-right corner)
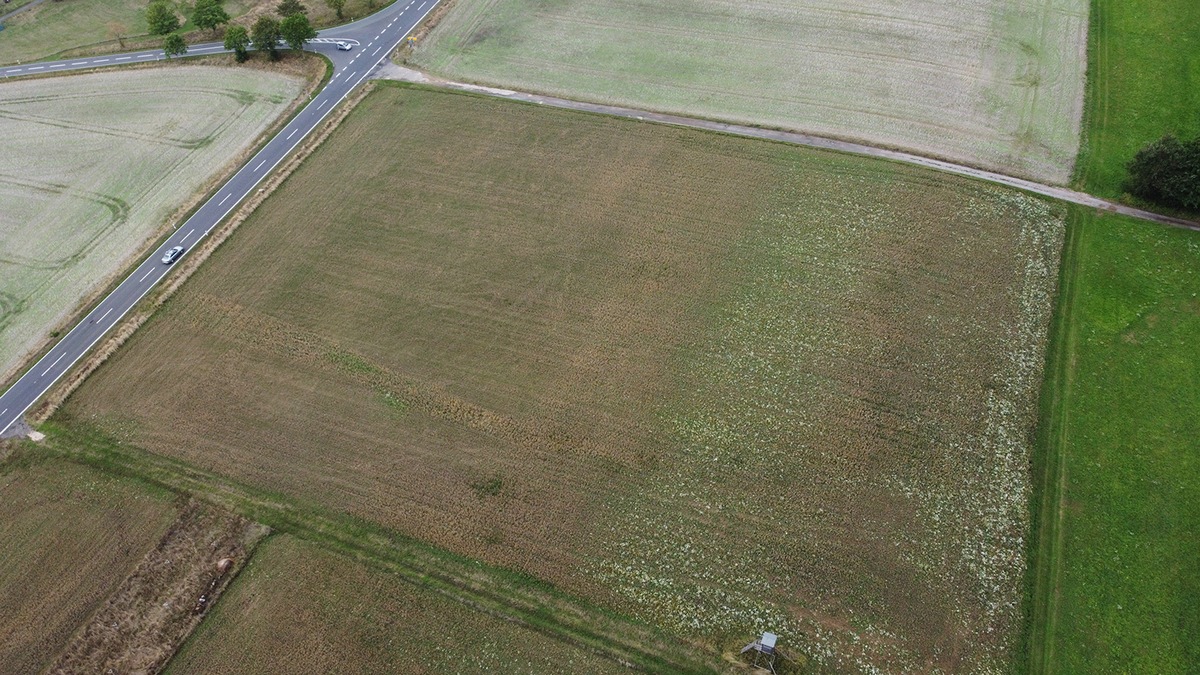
48 500 266 674
0 455 177 673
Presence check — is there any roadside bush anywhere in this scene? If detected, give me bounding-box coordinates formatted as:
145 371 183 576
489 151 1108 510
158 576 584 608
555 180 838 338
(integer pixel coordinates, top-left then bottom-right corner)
1125 135 1200 211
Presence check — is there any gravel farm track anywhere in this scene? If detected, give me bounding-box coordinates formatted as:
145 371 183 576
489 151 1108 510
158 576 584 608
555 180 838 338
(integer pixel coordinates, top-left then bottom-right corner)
379 65 1200 233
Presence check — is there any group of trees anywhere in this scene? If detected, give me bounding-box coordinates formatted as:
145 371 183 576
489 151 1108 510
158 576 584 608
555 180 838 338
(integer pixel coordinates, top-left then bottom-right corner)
147 0 320 63
1126 135 1200 212
148 0 228 58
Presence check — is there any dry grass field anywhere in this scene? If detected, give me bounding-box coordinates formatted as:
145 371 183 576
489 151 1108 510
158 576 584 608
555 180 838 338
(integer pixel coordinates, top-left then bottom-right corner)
0 65 302 382
0 0 374 65
412 0 1089 184
63 85 1064 671
167 534 626 674
0 454 177 673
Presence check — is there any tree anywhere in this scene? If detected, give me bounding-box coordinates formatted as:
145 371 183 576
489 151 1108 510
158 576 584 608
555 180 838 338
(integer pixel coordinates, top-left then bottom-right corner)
324 0 344 20
146 1 181 35
251 16 283 60
280 13 316 51
191 0 230 33
224 24 250 62
276 0 306 18
163 32 188 58
1125 135 1200 211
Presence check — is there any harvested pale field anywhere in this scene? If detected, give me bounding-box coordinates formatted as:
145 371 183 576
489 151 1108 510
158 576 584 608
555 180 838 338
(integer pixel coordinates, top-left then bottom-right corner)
0 454 177 673
63 86 1064 671
412 0 1089 184
0 65 302 382
167 535 626 674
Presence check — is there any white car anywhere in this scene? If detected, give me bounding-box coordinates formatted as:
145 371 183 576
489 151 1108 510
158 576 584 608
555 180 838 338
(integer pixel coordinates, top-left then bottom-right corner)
336 41 353 51
161 246 184 264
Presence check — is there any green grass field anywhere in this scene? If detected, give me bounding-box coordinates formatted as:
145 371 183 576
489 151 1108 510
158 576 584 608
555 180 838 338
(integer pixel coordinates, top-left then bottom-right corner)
0 0 164 65
0 65 302 382
0 453 177 673
166 534 626 674
412 0 1089 183
1028 208 1200 672
1074 0 1200 197
60 85 1065 671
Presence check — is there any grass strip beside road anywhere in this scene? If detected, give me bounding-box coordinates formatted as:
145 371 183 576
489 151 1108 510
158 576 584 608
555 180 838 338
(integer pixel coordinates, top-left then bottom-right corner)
1074 0 1200 198
33 422 718 674
1026 207 1200 673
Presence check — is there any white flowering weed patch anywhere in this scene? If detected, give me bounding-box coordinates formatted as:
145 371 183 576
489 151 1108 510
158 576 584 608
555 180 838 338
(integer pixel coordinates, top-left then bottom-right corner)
594 162 1065 672
414 0 1088 183
0 66 302 380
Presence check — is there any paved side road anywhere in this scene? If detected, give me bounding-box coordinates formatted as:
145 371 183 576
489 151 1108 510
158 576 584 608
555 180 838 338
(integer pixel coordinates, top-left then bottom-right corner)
0 0 443 437
377 65 1200 233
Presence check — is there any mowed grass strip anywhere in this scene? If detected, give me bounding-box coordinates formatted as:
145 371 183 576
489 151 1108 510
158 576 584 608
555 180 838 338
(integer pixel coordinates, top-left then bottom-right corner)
63 85 1065 671
0 65 302 381
1029 209 1200 673
0 453 178 673
413 0 1089 183
1074 0 1200 197
166 534 627 674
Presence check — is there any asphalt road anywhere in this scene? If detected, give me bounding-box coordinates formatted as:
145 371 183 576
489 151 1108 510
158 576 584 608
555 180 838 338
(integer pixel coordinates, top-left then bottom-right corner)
0 0 441 436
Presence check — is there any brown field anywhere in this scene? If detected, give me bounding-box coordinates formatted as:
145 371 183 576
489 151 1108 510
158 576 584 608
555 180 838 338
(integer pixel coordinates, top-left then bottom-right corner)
49 500 265 674
0 454 177 673
166 534 626 674
62 85 1064 671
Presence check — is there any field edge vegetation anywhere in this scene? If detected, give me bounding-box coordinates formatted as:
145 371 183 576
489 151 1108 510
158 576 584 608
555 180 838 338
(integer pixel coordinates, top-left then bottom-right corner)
27 421 719 674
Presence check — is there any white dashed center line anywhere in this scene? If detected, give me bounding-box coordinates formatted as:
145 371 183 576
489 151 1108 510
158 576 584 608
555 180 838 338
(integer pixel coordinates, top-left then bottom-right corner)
419 1 426 9
97 307 113 324
28 66 43 70
72 61 89 65
218 193 231 206
287 128 298 139
41 353 66 377
253 159 267 172
181 228 195 242
49 64 64 68
139 268 156 282
95 59 109 63
139 54 154 58
318 99 329 110
115 56 130 61
372 46 381 56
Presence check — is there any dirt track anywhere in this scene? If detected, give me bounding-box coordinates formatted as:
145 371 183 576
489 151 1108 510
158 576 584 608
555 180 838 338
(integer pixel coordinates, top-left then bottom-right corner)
375 64 1199 233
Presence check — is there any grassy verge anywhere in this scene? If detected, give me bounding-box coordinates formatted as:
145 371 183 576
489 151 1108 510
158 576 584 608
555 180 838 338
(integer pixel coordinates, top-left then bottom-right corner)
1074 0 1200 198
32 421 716 673
1025 206 1200 672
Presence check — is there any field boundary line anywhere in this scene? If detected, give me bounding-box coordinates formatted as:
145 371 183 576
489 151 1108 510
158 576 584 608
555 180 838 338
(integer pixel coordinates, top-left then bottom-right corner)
373 70 1200 232
1024 209 1086 673
36 424 718 674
